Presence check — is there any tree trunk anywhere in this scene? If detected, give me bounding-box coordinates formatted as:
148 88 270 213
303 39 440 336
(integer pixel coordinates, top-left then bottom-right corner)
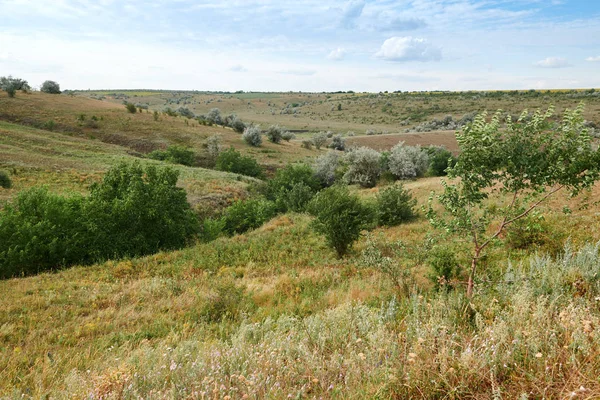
467 249 480 298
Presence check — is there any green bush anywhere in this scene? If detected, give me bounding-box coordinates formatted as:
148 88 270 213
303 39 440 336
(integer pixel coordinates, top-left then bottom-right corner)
266 125 284 144
427 247 461 290
148 145 195 166
0 162 198 278
40 80 61 94
215 147 264 178
376 184 416 226
426 146 457 176
0 188 90 277
6 86 16 98
308 185 374 257
0 171 11 189
125 103 137 113
221 198 277 236
268 164 320 212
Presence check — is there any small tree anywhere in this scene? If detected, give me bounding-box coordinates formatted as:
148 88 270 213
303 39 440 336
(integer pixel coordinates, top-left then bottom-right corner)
313 151 341 187
242 124 262 147
206 108 222 125
1 76 30 96
308 185 374 257
388 142 429 180
0 171 12 188
282 131 295 142
215 147 263 178
40 80 61 94
427 105 600 297
205 134 223 165
329 134 346 151
376 184 416 226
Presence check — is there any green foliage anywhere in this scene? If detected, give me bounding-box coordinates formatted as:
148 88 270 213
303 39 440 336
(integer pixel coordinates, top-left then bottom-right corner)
0 75 30 93
343 147 382 188
199 280 252 323
0 162 198 278
375 184 416 226
242 125 262 147
428 104 600 296
268 164 320 212
308 185 374 257
215 147 263 178
199 218 226 243
0 188 90 277
40 80 60 94
153 111 160 121
425 146 457 176
221 198 277 236
427 247 461 290
84 162 198 259
0 171 11 189
6 86 16 98
125 103 137 113
148 145 195 166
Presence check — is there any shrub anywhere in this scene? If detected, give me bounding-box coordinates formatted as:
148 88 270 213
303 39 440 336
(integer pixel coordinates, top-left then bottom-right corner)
329 134 346 151
206 108 222 125
0 162 198 278
376 184 416 226
426 146 456 176
215 147 263 178
308 185 374 257
0 76 30 92
268 164 320 212
125 103 137 113
0 171 11 189
199 218 225 243
301 140 313 149
153 111 160 121
312 132 328 149
388 142 429 180
231 117 246 133
148 145 195 166
266 125 284 144
427 247 461 290
343 147 382 188
313 151 341 187
0 188 90 278
282 131 295 142
40 80 61 94
84 162 198 260
204 134 223 166
242 124 262 147
6 86 16 98
177 107 195 118
221 198 277 235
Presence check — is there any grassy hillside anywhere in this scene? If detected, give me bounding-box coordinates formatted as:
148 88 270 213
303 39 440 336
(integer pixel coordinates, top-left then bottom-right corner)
2 90 600 398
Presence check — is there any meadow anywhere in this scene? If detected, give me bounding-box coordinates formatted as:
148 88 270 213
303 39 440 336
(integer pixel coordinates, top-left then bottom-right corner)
1 87 600 398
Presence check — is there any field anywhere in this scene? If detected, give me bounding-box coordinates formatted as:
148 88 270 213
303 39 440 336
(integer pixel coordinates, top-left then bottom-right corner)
2 89 600 398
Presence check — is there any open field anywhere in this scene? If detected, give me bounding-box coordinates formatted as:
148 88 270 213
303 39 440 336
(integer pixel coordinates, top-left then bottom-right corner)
76 89 600 134
2 90 600 398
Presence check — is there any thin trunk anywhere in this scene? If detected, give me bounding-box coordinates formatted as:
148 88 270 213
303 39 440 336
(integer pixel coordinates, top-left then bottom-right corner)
467 248 480 298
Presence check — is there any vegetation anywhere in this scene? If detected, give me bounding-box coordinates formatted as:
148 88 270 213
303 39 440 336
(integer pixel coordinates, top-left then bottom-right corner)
0 162 198 278
388 142 429 179
375 183 416 226
308 185 374 257
265 124 284 143
215 147 263 178
221 198 277 235
426 145 457 176
0 171 11 189
268 163 320 212
242 124 262 147
343 146 382 188
40 80 61 94
148 145 196 166
428 105 600 297
125 103 137 113
312 131 328 149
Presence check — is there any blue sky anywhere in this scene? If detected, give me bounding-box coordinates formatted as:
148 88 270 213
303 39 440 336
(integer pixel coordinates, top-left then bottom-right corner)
1 0 599 91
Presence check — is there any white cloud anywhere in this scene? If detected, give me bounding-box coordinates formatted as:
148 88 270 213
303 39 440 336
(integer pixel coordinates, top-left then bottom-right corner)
327 48 346 61
375 37 441 62
379 17 427 31
535 57 570 68
585 56 600 62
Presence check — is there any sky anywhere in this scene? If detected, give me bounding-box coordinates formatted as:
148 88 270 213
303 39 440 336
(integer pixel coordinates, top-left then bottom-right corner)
1 0 599 92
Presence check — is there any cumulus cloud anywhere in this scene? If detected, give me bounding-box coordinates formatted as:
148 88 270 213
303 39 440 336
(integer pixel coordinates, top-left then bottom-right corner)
585 56 600 62
340 0 365 28
535 57 570 68
327 48 346 61
375 37 441 62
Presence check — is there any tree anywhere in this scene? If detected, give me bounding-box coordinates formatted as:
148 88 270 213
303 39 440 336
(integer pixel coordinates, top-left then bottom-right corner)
40 80 61 94
266 125 284 143
242 124 262 147
343 146 382 188
427 105 600 297
1 76 30 97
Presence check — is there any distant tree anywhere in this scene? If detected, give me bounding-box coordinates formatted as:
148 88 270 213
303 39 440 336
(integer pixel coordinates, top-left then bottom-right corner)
266 125 284 144
206 108 222 125
125 103 137 113
40 80 61 94
312 132 328 149
242 124 262 147
329 134 346 151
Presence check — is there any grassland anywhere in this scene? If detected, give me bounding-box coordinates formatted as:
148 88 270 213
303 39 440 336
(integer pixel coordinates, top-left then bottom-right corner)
2 89 600 398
